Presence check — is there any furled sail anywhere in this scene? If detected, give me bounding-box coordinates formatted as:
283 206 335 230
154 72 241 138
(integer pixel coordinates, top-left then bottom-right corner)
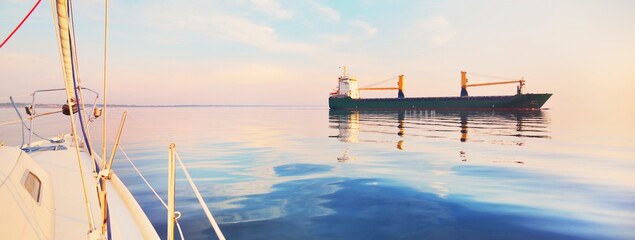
54 0 75 98
52 2 101 234
54 0 94 155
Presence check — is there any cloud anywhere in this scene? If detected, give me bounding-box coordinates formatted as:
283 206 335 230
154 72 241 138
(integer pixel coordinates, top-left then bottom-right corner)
349 20 377 37
418 16 456 45
211 63 295 84
310 1 340 22
420 16 449 28
207 15 317 52
142 2 315 53
249 0 293 19
321 19 377 44
210 15 277 45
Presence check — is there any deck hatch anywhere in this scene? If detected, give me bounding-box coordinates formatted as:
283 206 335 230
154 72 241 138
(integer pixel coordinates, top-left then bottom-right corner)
23 171 42 202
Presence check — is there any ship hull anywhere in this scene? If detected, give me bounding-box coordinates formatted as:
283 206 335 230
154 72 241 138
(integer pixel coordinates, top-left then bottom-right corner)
329 93 552 110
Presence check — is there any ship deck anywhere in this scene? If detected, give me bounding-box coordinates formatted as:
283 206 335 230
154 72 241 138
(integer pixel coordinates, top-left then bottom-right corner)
329 93 553 110
27 135 159 239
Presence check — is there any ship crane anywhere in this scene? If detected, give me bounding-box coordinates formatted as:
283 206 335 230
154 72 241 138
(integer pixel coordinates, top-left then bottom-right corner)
460 71 525 97
358 74 406 99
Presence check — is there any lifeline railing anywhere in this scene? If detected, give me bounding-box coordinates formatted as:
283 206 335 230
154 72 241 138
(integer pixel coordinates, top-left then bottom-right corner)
1 87 100 148
118 144 225 240
169 144 226 240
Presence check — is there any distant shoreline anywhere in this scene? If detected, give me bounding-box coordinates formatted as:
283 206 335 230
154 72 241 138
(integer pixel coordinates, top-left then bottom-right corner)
0 102 323 108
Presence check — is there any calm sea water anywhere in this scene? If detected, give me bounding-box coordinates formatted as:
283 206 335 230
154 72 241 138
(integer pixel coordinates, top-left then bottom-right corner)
1 107 634 239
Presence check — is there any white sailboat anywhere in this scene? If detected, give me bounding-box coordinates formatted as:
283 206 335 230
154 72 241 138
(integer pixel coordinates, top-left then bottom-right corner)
0 125 160 239
1 0 224 239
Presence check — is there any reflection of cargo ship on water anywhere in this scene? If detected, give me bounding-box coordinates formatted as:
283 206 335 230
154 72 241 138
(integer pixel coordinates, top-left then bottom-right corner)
329 109 551 163
329 110 550 145
329 67 552 110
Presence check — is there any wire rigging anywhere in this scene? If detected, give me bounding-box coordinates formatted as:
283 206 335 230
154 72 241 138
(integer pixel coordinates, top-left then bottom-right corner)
119 146 185 239
67 2 95 169
469 72 522 81
53 0 97 233
360 75 399 88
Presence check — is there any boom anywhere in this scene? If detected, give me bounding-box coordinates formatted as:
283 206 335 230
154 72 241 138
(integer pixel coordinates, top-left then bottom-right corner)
460 71 525 97
359 75 405 99
467 80 524 87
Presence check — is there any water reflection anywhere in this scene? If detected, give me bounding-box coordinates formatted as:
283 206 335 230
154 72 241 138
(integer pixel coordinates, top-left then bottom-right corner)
329 110 551 162
460 112 468 142
91 107 632 240
337 148 355 163
329 109 550 143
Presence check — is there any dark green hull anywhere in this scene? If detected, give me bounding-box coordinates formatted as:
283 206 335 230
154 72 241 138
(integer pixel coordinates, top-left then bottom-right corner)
329 93 552 110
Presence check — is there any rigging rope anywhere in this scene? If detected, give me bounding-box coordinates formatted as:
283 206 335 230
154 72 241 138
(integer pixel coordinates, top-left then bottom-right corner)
2 110 57 143
360 75 398 88
54 0 97 233
119 146 185 240
119 146 168 207
65 0 97 173
102 0 109 170
9 96 26 147
469 72 521 81
0 0 42 48
176 152 226 240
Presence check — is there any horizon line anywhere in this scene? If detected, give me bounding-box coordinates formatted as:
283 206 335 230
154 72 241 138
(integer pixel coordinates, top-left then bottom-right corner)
0 102 325 108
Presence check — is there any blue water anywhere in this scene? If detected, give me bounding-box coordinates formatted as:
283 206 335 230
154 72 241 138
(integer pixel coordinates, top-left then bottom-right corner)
2 107 634 239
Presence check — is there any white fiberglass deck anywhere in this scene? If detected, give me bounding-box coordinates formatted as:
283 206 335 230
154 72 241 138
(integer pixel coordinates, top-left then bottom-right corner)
27 134 159 239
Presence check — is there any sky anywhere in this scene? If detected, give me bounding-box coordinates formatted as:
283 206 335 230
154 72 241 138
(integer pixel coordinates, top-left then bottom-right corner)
1 0 634 114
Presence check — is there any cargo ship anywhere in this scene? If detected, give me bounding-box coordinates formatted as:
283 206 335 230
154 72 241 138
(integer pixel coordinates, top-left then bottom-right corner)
329 67 552 110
